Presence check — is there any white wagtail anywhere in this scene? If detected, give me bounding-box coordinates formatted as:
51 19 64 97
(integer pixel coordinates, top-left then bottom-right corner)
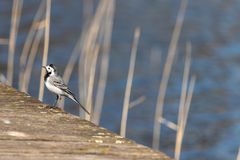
42 64 90 115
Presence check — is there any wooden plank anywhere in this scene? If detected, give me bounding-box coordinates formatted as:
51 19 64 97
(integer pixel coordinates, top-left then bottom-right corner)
0 84 171 160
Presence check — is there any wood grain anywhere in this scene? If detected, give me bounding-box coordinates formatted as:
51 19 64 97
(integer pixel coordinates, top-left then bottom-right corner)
0 84 171 160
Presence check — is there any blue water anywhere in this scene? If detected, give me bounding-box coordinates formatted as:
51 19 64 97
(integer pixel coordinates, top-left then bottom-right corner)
1 0 240 159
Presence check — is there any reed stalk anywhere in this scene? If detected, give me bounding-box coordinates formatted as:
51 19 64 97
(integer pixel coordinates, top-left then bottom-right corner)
38 0 51 101
237 147 240 160
85 46 100 120
62 0 94 88
59 32 84 109
120 27 141 137
184 76 195 128
19 1 45 90
129 96 145 109
92 0 115 124
175 75 195 160
174 42 191 160
21 27 44 92
78 0 108 118
61 0 111 111
152 0 188 150
158 117 178 131
7 0 23 86
59 13 92 108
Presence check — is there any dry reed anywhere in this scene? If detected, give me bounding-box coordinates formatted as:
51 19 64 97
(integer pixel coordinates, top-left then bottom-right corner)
78 0 113 119
174 42 192 160
19 1 45 90
38 0 51 101
59 33 84 109
21 26 44 92
152 0 188 150
61 0 95 91
129 96 146 109
184 76 195 126
175 75 195 160
58 22 92 109
158 117 178 131
78 0 107 107
57 0 113 116
92 0 115 124
7 0 23 85
237 147 240 160
177 43 191 130
120 27 141 137
85 46 100 120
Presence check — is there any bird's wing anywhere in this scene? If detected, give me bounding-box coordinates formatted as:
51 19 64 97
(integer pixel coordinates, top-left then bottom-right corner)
48 75 72 94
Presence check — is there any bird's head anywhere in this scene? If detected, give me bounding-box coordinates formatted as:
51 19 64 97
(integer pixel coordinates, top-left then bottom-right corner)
42 64 57 75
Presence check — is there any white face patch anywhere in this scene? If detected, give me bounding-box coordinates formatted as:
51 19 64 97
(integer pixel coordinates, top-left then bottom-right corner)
46 66 54 73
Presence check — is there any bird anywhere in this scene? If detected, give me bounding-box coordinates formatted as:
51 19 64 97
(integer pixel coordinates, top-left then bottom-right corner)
42 64 90 115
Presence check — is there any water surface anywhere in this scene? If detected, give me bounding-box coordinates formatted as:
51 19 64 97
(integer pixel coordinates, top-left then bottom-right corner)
1 0 240 159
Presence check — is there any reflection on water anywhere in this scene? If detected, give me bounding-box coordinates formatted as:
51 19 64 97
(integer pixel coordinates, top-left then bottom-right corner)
1 0 240 159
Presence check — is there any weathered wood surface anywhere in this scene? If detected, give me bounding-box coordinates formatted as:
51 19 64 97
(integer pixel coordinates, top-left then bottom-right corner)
0 84 171 160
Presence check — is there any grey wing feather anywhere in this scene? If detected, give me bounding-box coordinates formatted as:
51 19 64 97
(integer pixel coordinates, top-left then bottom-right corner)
49 75 70 93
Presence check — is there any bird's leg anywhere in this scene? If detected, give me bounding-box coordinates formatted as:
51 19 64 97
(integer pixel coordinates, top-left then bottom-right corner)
53 95 59 107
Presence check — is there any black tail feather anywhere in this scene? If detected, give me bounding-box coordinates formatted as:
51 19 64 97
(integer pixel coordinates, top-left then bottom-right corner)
68 95 90 115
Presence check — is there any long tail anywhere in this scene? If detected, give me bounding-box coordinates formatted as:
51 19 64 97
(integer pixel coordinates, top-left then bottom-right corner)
67 94 90 115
